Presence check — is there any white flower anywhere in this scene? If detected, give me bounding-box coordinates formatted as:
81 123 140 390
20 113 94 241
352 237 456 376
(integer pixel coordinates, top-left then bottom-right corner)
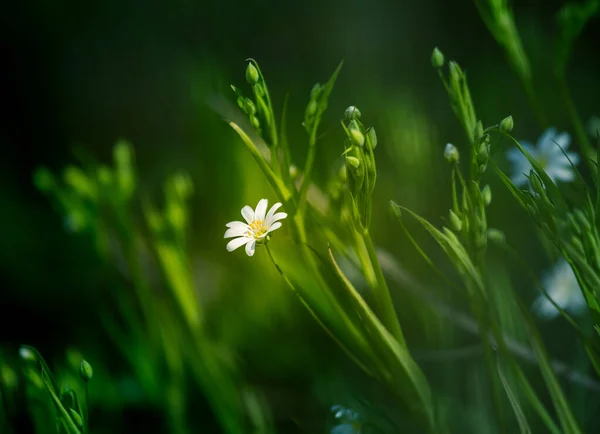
224 199 287 257
331 405 361 434
533 260 587 320
506 128 579 187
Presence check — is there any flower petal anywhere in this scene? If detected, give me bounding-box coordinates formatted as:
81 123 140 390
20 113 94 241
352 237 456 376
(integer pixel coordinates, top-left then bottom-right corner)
265 202 283 221
547 165 575 183
267 212 287 226
254 199 268 221
226 220 246 229
226 236 251 252
224 223 249 238
241 206 254 224
245 240 256 256
537 128 558 152
267 221 282 233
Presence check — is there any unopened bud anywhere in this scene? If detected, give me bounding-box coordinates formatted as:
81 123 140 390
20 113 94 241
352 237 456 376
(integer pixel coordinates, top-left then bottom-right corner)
449 210 462 232
474 121 484 142
69 409 83 428
346 156 361 169
482 185 492 206
389 200 402 220
305 100 317 118
344 106 362 121
19 347 36 363
245 62 260 84
244 99 256 116
487 228 505 244
348 120 365 147
500 115 514 133
289 164 299 179
80 360 93 383
310 83 322 100
366 127 377 150
250 116 260 130
431 47 445 68
529 171 544 195
444 143 459 164
253 83 264 97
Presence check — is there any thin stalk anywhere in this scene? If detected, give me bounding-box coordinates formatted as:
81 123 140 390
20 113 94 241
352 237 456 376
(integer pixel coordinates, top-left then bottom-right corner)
362 230 405 347
264 244 374 376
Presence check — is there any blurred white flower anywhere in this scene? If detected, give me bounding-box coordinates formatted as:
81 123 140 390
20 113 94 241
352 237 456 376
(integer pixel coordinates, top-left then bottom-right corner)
331 405 362 434
224 199 287 257
533 259 587 320
506 128 579 187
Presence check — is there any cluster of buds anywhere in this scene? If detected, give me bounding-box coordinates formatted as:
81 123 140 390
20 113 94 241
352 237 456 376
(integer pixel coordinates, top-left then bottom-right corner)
342 106 378 230
231 60 276 145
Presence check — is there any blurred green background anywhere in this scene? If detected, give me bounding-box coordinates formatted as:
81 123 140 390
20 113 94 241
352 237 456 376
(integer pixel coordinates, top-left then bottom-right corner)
1 0 599 432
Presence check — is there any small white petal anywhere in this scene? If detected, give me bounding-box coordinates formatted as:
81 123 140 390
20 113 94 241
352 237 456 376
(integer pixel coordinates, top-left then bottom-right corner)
267 212 287 226
254 199 268 221
226 236 251 252
506 147 527 163
537 128 558 152
265 202 283 221
564 151 580 165
268 221 282 233
245 240 256 256
241 206 255 224
224 224 249 238
226 220 246 229
533 295 560 320
547 165 575 183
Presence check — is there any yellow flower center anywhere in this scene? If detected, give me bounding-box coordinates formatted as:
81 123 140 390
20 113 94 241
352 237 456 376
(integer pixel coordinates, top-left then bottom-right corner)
247 220 267 239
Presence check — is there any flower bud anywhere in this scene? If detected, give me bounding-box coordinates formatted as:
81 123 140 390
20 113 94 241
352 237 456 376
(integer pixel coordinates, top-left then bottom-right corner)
310 83 322 100
474 121 484 142
250 116 260 130
500 115 514 133
245 62 259 84
236 96 245 109
482 185 492 206
346 156 361 169
487 228 505 244
80 359 93 383
253 83 264 97
69 409 83 428
305 100 317 118
389 200 402 220
449 210 462 232
366 127 377 150
431 47 445 68
289 164 299 179
529 171 544 195
19 347 37 363
444 143 459 164
477 143 489 165
348 120 365 147
344 106 362 121
244 99 256 116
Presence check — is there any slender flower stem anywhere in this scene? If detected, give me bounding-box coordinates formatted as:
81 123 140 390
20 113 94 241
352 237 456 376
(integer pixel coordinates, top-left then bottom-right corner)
264 244 374 375
362 230 406 347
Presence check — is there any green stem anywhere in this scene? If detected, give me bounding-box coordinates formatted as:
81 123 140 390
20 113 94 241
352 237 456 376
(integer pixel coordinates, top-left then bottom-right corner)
83 383 89 434
362 230 405 347
264 244 374 375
